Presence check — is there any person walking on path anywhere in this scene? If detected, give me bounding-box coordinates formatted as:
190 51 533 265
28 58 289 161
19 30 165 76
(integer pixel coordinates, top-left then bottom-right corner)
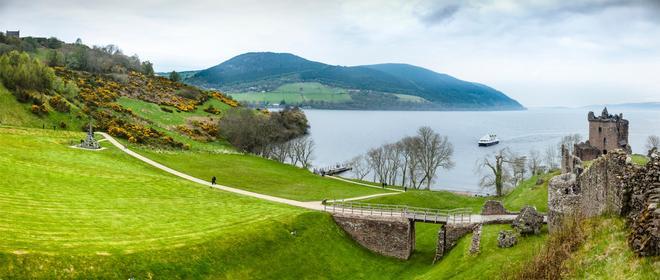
211 176 217 185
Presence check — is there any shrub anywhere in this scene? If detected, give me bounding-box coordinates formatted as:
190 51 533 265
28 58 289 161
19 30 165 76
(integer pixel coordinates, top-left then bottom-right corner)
48 95 70 112
204 105 220 115
30 104 48 116
0 51 55 92
160 107 173 113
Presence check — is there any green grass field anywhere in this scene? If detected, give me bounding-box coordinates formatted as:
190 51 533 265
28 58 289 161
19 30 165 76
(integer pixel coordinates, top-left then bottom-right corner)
359 172 557 213
127 145 392 201
229 82 353 104
1 126 553 279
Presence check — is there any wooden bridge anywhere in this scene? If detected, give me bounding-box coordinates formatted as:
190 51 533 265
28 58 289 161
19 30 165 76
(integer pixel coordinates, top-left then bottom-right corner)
324 201 473 224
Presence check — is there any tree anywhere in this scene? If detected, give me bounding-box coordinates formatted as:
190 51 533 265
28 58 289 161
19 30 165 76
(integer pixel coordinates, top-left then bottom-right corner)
417 127 454 190
367 146 389 184
544 144 559 170
348 155 370 180
479 148 512 197
75 38 83 45
509 154 527 187
527 149 543 176
141 61 154 76
559 134 582 155
645 135 660 151
169 70 181 82
291 136 314 168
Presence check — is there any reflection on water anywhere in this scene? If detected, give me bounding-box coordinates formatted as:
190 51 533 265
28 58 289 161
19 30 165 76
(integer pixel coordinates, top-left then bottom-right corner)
305 108 660 193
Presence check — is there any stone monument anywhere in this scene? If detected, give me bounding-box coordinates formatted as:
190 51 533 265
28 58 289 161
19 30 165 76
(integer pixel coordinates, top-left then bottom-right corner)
78 122 101 150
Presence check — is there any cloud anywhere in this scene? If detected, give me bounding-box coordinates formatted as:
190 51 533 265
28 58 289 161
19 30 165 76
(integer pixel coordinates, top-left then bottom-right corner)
418 3 461 25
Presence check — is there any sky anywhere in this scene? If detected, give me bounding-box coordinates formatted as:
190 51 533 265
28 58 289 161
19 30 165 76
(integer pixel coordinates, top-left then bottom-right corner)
1 0 660 107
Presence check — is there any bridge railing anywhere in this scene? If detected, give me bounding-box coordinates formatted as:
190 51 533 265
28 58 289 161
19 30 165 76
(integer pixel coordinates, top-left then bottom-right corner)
324 201 473 224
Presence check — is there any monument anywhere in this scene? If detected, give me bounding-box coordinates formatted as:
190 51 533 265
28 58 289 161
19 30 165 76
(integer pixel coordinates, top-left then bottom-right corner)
78 122 101 150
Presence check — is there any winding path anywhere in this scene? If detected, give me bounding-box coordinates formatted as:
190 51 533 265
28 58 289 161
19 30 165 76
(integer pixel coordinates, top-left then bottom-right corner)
98 132 522 224
98 132 397 211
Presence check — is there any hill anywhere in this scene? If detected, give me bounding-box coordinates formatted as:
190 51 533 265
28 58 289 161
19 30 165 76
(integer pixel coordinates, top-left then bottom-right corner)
186 52 524 110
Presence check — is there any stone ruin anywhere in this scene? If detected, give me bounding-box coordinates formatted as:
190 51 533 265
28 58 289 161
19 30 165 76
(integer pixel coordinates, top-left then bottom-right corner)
78 122 101 150
574 107 631 161
480 200 513 215
549 148 659 256
433 223 477 263
497 230 518 248
512 206 544 235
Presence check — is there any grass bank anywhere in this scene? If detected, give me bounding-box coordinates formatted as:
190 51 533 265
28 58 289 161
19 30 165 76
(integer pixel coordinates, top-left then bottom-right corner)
359 171 558 213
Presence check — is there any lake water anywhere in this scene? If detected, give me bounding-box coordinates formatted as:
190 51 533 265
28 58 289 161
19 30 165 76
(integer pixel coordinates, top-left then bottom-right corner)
305 108 660 193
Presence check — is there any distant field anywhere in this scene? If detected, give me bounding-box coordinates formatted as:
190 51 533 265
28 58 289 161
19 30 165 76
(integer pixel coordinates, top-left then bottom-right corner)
393 94 428 103
229 82 352 104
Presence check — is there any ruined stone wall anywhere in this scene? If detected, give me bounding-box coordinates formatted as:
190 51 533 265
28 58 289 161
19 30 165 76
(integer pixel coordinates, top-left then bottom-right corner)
577 150 629 216
481 200 513 215
548 173 581 232
332 213 415 260
433 223 476 263
623 154 660 256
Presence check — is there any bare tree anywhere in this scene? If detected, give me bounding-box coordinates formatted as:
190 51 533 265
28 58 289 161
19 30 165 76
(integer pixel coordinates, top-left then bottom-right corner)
400 136 425 189
417 126 455 190
291 136 315 168
479 148 513 197
527 149 543 176
384 143 403 186
646 135 660 151
544 144 559 170
559 134 583 155
509 154 527 187
367 146 389 184
348 155 370 180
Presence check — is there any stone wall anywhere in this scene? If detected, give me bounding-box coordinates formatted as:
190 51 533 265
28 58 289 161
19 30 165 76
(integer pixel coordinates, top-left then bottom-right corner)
623 153 660 256
549 149 659 256
548 150 629 232
332 213 415 260
481 200 512 215
469 224 483 254
433 223 476 263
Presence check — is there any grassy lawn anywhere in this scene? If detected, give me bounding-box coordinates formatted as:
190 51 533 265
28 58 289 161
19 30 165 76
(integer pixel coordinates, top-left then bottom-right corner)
127 145 393 201
357 171 557 213
0 126 555 279
360 190 487 213
117 97 230 128
420 224 549 280
229 82 352 104
564 217 659 279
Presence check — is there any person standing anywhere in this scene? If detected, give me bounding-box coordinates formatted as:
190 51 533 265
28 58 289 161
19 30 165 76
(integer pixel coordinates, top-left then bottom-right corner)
211 176 217 185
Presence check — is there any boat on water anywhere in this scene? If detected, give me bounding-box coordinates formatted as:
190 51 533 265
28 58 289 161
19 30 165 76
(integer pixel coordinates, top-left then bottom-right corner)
478 134 500 147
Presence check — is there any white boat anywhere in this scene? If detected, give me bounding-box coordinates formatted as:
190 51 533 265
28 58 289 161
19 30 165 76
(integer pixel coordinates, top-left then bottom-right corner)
478 134 499 147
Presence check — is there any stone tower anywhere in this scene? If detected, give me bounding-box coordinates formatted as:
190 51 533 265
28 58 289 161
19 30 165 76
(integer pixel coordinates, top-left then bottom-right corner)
575 107 630 161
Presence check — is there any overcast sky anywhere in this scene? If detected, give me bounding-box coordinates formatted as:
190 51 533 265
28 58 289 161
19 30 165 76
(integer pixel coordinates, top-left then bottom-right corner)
2 0 659 107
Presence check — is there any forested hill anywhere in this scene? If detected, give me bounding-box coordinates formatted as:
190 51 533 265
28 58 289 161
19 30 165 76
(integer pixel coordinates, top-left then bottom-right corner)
186 52 524 111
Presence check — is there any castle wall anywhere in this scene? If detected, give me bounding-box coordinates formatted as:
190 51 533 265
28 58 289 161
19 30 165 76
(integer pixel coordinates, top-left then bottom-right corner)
332 213 415 259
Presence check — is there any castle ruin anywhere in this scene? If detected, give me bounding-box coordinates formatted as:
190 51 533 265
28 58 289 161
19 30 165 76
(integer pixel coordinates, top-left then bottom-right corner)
549 111 658 256
574 107 631 161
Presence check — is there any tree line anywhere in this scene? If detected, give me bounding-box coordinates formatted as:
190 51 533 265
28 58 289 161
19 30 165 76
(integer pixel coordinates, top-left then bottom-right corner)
349 127 454 190
219 107 315 168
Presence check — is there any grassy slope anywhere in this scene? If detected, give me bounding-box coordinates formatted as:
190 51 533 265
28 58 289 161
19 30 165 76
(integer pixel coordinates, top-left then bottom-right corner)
128 145 392 201
117 97 230 128
229 82 352 103
420 224 548 280
564 217 659 279
0 83 85 130
0 127 548 279
361 172 557 213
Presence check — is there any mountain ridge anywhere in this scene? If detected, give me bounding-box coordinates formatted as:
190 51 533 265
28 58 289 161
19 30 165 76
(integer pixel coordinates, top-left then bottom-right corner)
186 52 524 110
